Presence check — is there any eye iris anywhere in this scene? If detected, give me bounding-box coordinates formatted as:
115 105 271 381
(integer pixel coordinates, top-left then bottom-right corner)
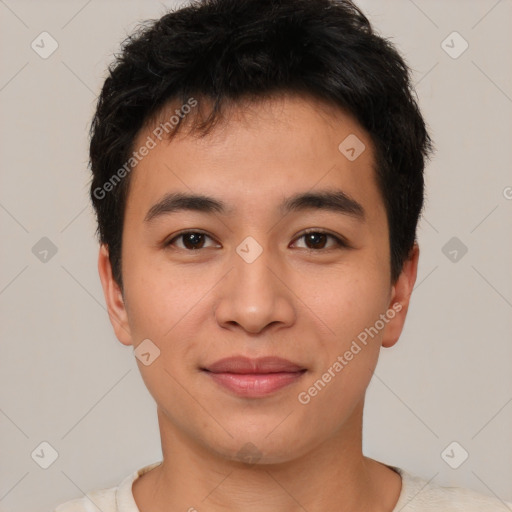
305 232 327 249
183 233 204 249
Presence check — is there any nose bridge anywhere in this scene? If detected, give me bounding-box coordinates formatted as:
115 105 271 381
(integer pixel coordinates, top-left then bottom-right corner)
233 237 278 311
213 236 295 333
235 238 275 297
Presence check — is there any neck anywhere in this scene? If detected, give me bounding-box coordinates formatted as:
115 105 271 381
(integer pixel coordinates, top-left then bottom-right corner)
133 401 401 512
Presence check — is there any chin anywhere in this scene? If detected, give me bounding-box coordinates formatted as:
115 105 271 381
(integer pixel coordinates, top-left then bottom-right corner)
202 427 315 466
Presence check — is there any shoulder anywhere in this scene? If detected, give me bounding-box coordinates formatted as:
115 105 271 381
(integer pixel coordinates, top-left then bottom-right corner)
53 462 162 512
392 466 512 511
53 485 117 512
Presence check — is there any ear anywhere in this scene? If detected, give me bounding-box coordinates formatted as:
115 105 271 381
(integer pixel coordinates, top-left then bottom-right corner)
97 244 133 346
381 242 420 349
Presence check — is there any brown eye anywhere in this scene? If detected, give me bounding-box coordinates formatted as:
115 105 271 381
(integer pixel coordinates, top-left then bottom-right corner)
292 230 347 250
181 232 205 249
166 231 219 250
304 232 328 249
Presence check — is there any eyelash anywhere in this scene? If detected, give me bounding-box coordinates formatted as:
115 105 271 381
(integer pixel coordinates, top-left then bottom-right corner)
164 229 348 251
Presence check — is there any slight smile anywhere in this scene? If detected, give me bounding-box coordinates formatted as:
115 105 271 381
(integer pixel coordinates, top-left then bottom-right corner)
201 356 308 398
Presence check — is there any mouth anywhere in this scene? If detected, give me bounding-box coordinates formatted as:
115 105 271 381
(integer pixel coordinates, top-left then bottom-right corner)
201 356 307 398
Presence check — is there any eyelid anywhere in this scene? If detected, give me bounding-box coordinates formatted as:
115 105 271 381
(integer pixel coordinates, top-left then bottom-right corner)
291 228 349 249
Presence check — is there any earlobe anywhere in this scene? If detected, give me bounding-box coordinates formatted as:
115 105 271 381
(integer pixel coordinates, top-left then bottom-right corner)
381 243 420 349
97 244 133 346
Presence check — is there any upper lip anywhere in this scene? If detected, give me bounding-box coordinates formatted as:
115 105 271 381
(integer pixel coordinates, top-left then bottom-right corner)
202 356 306 374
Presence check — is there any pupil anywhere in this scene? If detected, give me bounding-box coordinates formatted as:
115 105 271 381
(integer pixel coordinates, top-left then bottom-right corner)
185 233 203 249
307 233 326 249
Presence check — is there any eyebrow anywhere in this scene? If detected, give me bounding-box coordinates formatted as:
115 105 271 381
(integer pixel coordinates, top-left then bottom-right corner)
144 189 365 223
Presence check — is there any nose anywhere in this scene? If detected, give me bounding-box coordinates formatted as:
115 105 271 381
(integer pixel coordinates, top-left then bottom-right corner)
213 243 296 334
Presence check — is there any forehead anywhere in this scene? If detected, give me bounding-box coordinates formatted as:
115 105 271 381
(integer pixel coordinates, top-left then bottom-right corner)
125 93 385 226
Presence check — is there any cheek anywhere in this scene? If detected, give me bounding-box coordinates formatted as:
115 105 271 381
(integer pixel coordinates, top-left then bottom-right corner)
295 276 387 427
302 263 390 342
123 250 203 336
122 255 214 387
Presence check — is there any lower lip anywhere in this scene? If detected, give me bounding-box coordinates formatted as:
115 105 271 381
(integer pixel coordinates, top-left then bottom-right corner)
203 370 306 397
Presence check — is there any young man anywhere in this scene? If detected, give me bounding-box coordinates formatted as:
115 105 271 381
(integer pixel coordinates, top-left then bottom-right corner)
55 0 511 510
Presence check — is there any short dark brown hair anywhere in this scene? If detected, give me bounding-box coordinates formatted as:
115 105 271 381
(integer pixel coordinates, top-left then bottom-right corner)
89 0 433 291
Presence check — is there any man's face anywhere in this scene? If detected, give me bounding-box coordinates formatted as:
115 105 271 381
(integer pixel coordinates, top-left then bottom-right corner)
100 94 415 463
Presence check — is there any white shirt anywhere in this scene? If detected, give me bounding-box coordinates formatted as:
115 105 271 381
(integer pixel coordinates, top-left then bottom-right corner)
54 462 512 511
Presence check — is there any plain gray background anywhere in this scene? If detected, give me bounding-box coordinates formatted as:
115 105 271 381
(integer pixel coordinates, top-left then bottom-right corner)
0 1 511 510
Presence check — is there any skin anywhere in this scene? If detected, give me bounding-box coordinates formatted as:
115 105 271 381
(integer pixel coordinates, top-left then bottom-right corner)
98 93 419 512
